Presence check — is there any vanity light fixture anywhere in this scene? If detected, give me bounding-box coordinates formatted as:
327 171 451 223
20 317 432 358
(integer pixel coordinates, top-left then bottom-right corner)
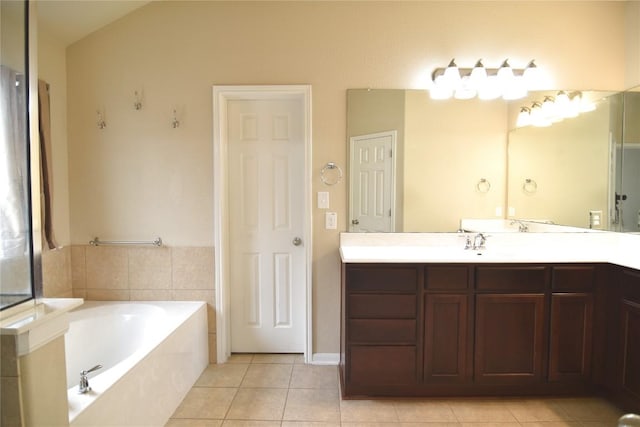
516 91 598 128
430 59 539 101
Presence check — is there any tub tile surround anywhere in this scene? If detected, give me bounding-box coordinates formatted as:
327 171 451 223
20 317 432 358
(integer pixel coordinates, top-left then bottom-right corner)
67 245 217 362
42 246 73 298
166 354 623 426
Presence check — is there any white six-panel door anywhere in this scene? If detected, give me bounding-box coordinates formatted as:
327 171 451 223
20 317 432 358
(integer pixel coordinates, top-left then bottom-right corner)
227 98 305 353
349 131 396 232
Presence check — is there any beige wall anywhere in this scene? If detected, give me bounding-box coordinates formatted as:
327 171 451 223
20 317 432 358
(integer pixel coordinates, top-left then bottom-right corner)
38 28 71 247
508 103 611 228
626 1 640 88
59 1 630 355
404 91 507 231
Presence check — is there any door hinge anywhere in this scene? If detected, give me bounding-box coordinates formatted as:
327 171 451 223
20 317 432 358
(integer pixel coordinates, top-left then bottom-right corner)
389 209 392 217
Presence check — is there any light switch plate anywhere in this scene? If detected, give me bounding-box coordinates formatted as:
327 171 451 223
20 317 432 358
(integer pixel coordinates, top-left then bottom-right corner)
325 212 337 229
317 191 329 209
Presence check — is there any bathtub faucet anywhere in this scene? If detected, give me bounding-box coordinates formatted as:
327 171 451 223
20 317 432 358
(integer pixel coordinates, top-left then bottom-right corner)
78 364 103 394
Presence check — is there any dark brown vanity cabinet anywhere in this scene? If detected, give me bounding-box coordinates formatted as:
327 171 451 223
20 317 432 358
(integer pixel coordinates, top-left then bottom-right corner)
341 264 421 393
341 262 603 398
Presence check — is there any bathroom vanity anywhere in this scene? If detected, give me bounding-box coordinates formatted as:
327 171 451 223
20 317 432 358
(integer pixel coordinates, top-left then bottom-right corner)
339 232 640 414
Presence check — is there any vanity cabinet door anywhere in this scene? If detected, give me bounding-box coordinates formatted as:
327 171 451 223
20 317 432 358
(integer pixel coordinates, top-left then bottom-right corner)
474 293 546 384
423 294 471 383
619 297 640 400
548 293 593 382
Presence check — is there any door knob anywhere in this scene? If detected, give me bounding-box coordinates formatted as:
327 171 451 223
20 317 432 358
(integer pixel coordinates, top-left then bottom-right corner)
292 237 302 246
352 219 359 225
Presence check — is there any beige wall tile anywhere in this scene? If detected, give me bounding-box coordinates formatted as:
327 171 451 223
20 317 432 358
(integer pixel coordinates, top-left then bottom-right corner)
0 336 18 377
129 247 172 290
19 336 69 426
42 246 72 298
70 245 86 289
86 246 128 289
209 333 217 364
86 289 130 301
72 289 87 299
0 376 22 427
130 289 172 301
172 289 214 305
172 247 214 290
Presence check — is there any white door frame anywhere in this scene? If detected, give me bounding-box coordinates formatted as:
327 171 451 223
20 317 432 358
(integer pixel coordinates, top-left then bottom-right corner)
213 85 312 363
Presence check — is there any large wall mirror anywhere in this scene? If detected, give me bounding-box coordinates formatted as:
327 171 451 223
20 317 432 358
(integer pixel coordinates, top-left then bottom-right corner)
1 0 35 310
346 87 639 233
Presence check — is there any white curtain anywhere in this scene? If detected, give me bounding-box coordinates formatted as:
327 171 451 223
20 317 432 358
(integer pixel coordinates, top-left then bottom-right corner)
0 64 29 259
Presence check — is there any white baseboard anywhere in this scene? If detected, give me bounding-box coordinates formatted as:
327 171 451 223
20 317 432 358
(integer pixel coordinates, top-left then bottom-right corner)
310 353 339 365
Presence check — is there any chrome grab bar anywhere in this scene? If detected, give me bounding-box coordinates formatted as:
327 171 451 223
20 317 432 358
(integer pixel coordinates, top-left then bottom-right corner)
89 237 163 247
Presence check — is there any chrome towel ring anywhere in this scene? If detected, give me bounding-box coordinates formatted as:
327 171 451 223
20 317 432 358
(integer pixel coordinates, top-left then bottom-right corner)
321 162 343 186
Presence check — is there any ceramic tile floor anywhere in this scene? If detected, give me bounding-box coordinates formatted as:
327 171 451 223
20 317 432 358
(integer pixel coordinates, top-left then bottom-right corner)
165 354 624 427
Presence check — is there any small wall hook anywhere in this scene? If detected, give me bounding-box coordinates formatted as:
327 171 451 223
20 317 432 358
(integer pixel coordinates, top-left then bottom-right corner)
171 108 180 128
96 110 106 129
133 90 143 110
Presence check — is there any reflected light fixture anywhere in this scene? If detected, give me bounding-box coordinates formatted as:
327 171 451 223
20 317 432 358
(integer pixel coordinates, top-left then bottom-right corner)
430 58 539 101
515 91 599 128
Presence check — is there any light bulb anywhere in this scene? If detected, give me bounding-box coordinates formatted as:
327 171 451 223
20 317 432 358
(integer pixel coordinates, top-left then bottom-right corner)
502 75 527 100
477 75 501 100
516 107 531 127
530 101 551 127
522 60 539 88
429 75 453 100
497 59 514 84
469 60 487 88
454 76 477 100
442 59 461 88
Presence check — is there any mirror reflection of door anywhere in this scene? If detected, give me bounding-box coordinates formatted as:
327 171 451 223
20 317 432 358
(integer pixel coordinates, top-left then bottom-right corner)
349 131 396 232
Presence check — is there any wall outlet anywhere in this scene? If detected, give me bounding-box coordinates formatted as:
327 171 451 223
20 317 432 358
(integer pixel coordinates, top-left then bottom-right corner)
508 207 516 217
325 212 337 229
589 210 602 228
317 191 329 209
495 206 503 217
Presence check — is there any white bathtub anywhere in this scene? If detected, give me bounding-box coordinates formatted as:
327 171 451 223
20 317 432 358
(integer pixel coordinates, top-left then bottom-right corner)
65 301 208 426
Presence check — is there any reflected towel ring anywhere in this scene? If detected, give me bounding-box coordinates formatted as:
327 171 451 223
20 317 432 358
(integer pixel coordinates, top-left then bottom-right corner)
321 162 343 185
476 178 491 193
523 178 538 194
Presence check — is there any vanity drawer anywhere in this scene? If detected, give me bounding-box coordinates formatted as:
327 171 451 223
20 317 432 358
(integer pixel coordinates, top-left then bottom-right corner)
349 345 417 385
348 294 417 318
552 265 595 292
349 319 416 343
475 265 549 292
426 266 470 290
346 265 419 292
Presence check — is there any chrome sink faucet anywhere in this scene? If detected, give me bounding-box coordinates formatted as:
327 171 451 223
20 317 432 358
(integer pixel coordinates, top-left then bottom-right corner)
78 364 102 394
464 233 487 250
510 219 529 232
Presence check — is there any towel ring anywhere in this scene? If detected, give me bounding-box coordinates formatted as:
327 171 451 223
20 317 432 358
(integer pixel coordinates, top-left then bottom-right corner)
523 178 538 194
320 162 343 186
476 178 491 193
